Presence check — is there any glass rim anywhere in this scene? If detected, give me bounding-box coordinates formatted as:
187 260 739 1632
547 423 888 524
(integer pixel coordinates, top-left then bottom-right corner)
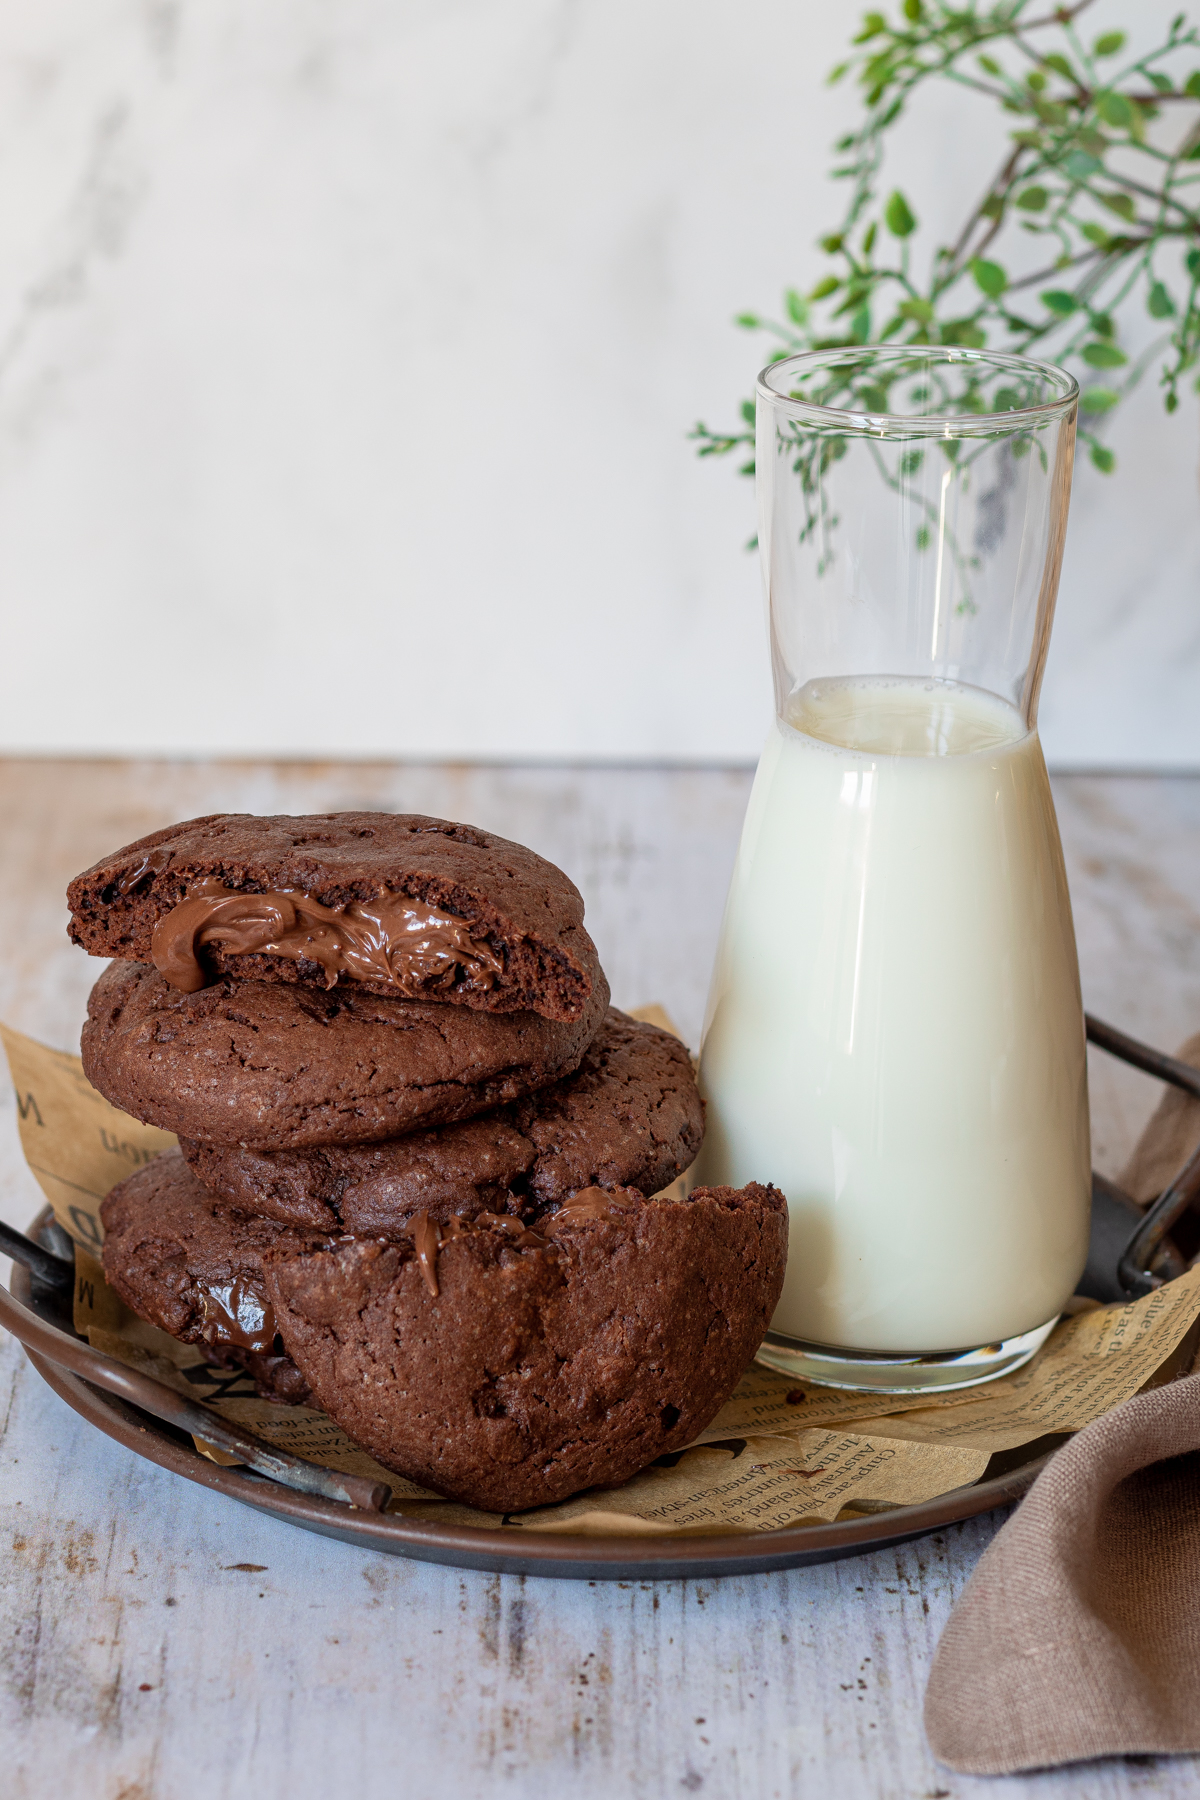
757 345 1079 435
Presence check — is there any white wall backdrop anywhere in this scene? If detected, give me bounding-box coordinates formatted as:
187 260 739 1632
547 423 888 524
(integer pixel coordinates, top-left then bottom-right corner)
0 0 1196 766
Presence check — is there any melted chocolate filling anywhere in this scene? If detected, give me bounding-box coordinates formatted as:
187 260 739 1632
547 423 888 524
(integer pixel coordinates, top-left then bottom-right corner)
150 877 505 997
405 1208 553 1298
198 1272 278 1354
402 1187 644 1297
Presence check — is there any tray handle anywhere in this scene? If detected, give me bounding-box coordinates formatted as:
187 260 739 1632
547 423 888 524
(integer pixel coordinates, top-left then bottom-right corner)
0 1227 389 1513
1086 1013 1200 1299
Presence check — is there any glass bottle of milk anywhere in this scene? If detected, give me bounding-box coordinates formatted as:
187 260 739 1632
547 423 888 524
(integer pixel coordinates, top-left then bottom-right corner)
690 347 1090 1393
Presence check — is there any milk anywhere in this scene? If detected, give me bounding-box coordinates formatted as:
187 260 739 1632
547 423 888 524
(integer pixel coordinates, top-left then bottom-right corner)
691 676 1090 1353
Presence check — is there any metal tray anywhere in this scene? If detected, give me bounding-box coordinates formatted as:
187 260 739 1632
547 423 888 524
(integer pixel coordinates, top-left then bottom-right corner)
8 1007 1196 1579
5 1210 1052 1580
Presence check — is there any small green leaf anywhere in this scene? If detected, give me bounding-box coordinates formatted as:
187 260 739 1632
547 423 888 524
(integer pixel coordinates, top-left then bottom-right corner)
993 387 1023 411
1027 71 1047 93
915 525 932 549
1166 391 1179 414
1093 32 1126 56
833 278 873 317
1148 72 1174 94
981 193 1005 221
1043 54 1075 82
862 221 877 255
885 190 917 237
1097 92 1134 129
785 288 808 324
810 276 841 300
1065 150 1102 180
859 384 890 412
1091 313 1115 338
854 13 888 43
850 304 872 342
971 257 1008 298
1082 341 1128 368
1099 191 1136 220
735 312 761 329
899 448 923 474
898 297 934 322
1082 223 1113 248
740 400 756 425
828 62 850 85
1090 443 1116 472
1186 249 1200 278
1015 186 1048 211
978 54 1002 76
1081 386 1120 413
820 233 844 253
941 319 986 349
1043 289 1079 316
1186 72 1200 99
1147 280 1175 318
902 0 922 21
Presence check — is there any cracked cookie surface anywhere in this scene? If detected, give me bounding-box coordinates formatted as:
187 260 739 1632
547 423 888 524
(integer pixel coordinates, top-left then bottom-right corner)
179 1008 703 1233
267 1178 786 1510
82 958 609 1149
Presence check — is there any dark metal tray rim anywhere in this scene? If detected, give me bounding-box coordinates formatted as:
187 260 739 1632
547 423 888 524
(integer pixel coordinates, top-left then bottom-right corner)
11 1256 1048 1581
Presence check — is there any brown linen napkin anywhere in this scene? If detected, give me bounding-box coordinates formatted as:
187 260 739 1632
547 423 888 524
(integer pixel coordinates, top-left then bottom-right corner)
925 1037 1200 1775
925 1373 1200 1772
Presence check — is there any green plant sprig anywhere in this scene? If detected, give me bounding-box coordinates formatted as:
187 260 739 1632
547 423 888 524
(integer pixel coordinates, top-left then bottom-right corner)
694 0 1200 481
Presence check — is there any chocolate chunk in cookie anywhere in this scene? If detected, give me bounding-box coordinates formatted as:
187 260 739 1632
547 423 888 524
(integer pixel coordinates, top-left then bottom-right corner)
100 1149 319 1403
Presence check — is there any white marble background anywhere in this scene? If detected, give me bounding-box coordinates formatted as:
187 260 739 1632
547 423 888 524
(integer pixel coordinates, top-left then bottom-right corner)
0 0 1196 766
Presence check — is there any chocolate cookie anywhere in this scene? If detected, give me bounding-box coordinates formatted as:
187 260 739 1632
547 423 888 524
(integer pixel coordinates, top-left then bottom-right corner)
82 958 610 1150
265 1180 788 1512
67 812 600 1022
102 1153 788 1513
179 1009 703 1234
100 1149 318 1403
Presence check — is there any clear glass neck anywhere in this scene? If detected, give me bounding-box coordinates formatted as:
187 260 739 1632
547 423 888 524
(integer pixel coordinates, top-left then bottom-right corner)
757 346 1079 733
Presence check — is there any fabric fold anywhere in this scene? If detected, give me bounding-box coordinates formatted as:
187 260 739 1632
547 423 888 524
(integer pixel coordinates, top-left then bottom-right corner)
926 1036 1200 1775
925 1372 1200 1773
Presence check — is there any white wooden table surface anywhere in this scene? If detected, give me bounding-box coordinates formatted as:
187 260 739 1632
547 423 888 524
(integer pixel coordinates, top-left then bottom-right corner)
2 758 1199 1800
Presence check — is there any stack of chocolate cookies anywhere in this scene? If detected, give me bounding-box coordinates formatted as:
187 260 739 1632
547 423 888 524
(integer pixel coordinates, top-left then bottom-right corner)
68 813 786 1512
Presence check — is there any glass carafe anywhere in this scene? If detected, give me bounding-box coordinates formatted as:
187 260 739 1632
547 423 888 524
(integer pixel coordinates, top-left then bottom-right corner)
690 346 1090 1393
